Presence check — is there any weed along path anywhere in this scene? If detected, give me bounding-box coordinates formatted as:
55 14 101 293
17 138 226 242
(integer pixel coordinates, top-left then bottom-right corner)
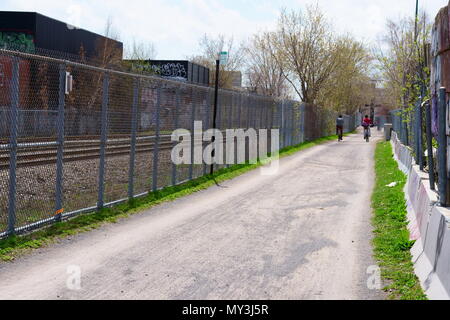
0 129 386 299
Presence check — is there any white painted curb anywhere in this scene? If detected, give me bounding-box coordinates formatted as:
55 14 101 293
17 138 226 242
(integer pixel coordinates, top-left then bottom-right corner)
390 132 450 299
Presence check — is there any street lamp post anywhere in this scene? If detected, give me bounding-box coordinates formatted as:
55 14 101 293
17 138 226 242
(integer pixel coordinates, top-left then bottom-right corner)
210 58 220 175
210 51 228 175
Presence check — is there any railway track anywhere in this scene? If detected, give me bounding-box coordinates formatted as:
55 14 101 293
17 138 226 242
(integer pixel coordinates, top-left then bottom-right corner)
0 135 178 170
0 131 237 170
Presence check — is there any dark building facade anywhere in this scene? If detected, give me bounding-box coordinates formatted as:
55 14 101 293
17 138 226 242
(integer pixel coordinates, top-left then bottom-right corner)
0 11 123 58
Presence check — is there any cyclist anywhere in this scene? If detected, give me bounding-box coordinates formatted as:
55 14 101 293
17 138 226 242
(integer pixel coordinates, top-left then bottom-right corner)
336 114 344 141
362 115 371 141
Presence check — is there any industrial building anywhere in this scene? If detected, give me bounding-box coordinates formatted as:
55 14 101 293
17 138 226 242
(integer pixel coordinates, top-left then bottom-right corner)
0 11 123 59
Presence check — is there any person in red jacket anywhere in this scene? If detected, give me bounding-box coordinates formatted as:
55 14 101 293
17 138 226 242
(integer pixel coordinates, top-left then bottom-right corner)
362 115 372 126
362 115 372 138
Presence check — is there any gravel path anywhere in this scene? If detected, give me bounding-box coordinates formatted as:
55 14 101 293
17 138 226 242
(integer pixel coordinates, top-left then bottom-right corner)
0 129 386 299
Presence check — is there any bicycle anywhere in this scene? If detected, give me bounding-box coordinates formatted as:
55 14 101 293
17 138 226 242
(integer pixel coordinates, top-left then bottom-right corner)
363 125 370 142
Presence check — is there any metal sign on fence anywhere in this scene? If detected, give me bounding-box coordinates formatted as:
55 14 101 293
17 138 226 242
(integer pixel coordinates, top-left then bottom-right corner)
65 71 73 95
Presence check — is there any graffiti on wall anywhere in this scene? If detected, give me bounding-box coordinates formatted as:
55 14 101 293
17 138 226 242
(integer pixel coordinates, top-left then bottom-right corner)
130 61 188 80
151 63 187 78
131 62 153 74
0 32 35 53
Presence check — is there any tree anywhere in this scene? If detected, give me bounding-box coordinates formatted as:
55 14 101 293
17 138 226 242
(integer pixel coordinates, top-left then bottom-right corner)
124 39 157 60
66 16 126 134
271 5 342 104
317 36 374 113
244 32 291 98
374 11 431 109
89 16 123 68
122 39 158 74
190 34 246 89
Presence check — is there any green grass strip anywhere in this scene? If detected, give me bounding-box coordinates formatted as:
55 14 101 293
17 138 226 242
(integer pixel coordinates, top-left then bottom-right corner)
0 131 352 261
372 141 427 300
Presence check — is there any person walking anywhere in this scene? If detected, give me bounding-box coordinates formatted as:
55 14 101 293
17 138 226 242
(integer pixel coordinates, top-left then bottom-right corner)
336 115 344 141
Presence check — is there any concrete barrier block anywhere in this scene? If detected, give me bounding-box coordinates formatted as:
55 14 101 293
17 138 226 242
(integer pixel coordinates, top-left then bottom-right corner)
411 237 425 263
417 205 450 299
390 130 450 299
391 132 413 175
433 213 450 299
423 208 445 268
407 166 437 240
384 123 392 140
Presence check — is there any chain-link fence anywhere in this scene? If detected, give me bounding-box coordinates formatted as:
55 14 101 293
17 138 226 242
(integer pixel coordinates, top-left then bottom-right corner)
0 48 357 238
389 92 443 204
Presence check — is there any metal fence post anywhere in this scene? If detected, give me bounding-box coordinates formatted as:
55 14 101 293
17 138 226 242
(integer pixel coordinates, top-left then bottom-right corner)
238 93 242 129
263 100 268 129
294 104 298 144
425 101 435 190
413 102 419 165
152 86 161 192
246 95 251 129
97 73 109 210
172 87 180 185
286 103 290 146
400 112 405 144
280 101 285 149
287 103 291 146
7 57 20 235
189 90 196 179
54 63 66 222
256 98 259 130
401 112 404 144
203 90 210 176
229 94 233 130
300 104 305 143
128 77 139 200
217 92 222 130
215 92 222 171
285 102 288 146
227 94 233 168
250 97 255 130
417 99 424 170
257 100 261 130
269 101 274 153
250 98 254 130
438 87 449 206
404 111 409 146
285 103 289 146
290 104 295 146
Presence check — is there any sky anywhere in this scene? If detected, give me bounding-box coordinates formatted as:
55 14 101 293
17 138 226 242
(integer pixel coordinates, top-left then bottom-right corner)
1 0 448 59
